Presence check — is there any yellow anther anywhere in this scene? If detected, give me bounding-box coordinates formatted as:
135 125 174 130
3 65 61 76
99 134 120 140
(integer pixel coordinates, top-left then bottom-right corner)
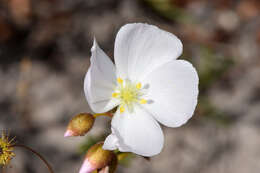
139 99 147 104
120 106 125 113
112 93 118 98
136 82 142 89
117 78 123 84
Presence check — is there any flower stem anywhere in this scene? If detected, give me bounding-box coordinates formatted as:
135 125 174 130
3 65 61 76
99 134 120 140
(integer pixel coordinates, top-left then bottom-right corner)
93 112 113 118
12 144 54 173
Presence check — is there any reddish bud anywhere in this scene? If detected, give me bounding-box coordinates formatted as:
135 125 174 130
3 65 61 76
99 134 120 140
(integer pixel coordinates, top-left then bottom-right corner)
79 142 117 173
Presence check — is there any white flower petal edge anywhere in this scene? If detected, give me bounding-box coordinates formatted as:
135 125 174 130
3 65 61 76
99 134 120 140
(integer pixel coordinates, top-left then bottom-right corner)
103 106 164 157
84 39 119 113
114 23 183 81
142 60 199 127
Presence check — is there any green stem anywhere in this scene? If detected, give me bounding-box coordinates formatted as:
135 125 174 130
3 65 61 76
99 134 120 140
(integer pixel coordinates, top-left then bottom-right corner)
93 112 113 118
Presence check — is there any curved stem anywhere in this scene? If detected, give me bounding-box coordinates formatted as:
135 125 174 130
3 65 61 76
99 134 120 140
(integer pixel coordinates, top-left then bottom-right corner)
12 144 54 173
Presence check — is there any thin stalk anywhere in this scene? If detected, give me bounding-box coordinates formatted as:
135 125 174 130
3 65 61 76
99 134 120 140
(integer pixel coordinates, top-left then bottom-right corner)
93 112 113 118
12 144 54 173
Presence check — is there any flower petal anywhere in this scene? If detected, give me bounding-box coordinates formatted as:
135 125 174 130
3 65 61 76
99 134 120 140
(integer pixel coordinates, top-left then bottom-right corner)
103 106 164 156
103 133 117 150
142 60 199 127
84 39 119 113
114 23 183 81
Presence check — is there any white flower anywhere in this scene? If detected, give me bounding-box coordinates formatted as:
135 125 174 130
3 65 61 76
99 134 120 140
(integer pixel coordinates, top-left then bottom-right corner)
84 23 199 157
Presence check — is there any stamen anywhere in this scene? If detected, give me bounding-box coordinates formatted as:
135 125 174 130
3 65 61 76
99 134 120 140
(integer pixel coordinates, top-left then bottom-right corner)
120 106 125 113
113 79 148 113
112 93 118 98
117 78 123 84
136 83 142 89
139 99 147 104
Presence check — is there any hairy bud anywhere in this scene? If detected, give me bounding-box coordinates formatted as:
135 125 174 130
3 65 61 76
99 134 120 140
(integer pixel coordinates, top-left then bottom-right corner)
98 153 117 173
64 113 95 137
79 142 116 173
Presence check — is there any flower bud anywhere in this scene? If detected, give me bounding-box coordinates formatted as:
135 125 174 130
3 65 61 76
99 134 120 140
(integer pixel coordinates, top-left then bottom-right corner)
64 113 95 137
79 142 116 173
98 153 117 173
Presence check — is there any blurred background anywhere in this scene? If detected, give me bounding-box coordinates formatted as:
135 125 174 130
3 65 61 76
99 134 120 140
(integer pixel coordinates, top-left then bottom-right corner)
0 0 260 172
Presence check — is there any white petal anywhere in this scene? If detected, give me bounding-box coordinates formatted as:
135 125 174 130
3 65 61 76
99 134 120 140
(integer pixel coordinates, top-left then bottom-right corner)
103 133 117 150
104 106 164 157
142 60 199 127
84 39 119 113
114 23 183 81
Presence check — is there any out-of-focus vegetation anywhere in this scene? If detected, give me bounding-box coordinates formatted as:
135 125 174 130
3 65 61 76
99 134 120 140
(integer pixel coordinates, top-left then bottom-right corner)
142 0 194 24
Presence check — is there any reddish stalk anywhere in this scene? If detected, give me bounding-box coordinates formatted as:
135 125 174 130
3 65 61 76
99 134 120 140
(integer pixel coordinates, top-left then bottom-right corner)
12 144 54 173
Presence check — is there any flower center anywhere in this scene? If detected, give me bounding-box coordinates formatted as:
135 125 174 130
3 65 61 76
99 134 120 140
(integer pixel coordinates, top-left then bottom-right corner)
112 78 147 113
